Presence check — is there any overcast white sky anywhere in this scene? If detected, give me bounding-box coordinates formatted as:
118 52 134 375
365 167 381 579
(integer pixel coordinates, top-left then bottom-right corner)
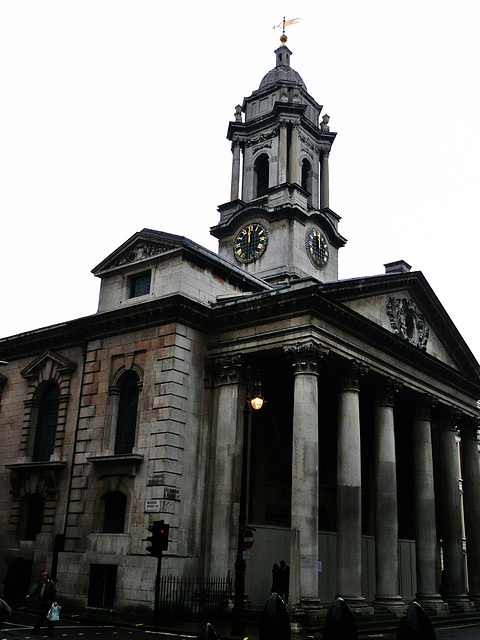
1 1 479 364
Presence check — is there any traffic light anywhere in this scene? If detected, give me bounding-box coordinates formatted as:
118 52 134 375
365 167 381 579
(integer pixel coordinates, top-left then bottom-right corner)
158 521 169 551
145 520 169 556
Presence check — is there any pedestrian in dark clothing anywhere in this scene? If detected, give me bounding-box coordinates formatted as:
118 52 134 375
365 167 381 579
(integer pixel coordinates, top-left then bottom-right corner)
277 559 290 603
26 571 57 636
270 562 280 595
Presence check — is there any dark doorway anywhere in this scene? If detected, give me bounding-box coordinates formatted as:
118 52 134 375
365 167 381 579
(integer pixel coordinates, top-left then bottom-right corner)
3 557 32 606
88 564 117 609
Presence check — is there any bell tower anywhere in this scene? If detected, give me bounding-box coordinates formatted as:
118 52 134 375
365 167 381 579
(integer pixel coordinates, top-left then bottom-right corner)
211 35 347 284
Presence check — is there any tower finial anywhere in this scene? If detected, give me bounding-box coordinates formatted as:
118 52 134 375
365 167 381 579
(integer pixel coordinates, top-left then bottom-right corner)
272 16 301 46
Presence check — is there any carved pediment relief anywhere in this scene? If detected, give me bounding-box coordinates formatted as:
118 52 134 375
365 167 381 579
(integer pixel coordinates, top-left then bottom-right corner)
109 241 172 269
386 297 429 350
21 350 77 380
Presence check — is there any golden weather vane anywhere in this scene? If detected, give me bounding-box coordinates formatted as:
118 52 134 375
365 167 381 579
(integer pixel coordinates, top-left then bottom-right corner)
272 16 301 44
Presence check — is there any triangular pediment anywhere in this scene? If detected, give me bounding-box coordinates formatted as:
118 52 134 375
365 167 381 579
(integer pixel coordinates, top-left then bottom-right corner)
21 350 77 379
92 229 185 276
323 272 479 378
343 289 457 368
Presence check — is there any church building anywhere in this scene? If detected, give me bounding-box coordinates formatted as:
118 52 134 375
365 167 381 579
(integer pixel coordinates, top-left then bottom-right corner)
1 34 480 628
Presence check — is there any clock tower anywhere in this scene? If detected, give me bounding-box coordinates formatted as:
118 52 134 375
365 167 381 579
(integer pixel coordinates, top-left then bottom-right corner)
211 35 347 284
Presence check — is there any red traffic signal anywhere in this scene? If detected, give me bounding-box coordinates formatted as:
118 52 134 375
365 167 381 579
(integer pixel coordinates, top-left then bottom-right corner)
145 520 169 556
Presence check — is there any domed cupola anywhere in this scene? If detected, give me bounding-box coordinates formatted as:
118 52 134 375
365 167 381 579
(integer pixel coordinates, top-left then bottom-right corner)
259 43 307 91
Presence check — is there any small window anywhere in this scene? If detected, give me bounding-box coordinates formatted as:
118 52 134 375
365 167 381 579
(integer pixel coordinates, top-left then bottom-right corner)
102 492 126 533
20 494 45 541
130 271 151 298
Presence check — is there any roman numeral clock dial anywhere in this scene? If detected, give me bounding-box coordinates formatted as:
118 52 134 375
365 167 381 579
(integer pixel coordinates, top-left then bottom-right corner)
306 227 329 268
233 223 268 263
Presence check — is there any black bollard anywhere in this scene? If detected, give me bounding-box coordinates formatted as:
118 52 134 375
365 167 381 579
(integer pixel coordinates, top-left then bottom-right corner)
397 602 436 640
196 622 219 640
258 592 291 640
323 597 358 640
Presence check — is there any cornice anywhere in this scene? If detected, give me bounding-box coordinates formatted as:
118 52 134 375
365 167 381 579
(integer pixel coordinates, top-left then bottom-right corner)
211 202 346 247
209 283 480 395
2 278 478 400
0 295 210 361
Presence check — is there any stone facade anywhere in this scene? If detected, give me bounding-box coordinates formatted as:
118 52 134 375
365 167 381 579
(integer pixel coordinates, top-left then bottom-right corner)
0 38 479 627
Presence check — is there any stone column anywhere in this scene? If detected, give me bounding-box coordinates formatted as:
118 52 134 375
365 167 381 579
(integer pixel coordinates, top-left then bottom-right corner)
209 355 246 577
284 340 328 613
320 149 330 209
278 121 288 184
460 417 480 604
412 396 448 613
230 139 242 201
337 359 371 612
289 122 300 185
373 378 405 614
437 410 472 610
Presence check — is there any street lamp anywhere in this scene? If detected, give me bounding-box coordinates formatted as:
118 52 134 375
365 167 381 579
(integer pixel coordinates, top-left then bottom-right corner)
232 370 265 637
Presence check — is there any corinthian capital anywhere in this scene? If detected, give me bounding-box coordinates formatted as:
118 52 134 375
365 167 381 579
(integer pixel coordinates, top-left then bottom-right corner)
376 377 402 407
284 340 329 375
340 359 369 392
207 354 246 387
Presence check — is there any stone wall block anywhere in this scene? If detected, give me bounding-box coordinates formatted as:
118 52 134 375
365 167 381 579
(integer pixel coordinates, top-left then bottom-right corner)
152 459 183 475
72 476 89 489
155 407 186 424
79 405 96 418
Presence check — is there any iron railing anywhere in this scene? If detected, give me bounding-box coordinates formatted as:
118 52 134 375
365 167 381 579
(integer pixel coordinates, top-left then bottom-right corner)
159 576 233 620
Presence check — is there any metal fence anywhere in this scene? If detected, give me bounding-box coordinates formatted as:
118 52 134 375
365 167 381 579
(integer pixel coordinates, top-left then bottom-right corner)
159 576 233 620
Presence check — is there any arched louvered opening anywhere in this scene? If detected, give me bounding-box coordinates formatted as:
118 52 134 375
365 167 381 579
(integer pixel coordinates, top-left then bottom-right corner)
301 158 313 205
254 153 269 198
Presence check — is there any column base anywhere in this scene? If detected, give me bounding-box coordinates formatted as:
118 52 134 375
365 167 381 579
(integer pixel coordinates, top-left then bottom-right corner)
373 595 407 617
299 598 327 633
415 594 449 615
287 602 305 634
342 595 374 615
444 594 475 612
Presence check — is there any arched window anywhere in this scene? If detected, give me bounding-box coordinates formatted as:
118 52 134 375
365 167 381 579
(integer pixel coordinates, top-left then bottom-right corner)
301 158 313 203
114 371 140 454
20 494 45 541
254 154 269 198
102 491 127 533
33 383 60 462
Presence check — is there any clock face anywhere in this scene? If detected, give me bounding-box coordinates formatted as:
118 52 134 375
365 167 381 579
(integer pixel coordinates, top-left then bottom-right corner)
306 227 329 268
233 223 268 263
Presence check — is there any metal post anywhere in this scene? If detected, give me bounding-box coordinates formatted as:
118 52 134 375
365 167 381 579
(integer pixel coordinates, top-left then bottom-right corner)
154 550 162 625
231 403 250 636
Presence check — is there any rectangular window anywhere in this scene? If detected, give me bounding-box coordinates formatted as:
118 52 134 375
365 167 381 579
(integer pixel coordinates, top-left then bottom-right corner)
130 271 151 298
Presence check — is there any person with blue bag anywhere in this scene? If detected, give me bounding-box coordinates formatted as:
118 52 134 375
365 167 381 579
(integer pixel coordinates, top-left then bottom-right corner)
26 571 57 636
0 597 13 631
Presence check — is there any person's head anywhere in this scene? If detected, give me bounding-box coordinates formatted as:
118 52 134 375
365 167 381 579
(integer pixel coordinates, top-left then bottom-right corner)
280 560 285 568
42 571 49 582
